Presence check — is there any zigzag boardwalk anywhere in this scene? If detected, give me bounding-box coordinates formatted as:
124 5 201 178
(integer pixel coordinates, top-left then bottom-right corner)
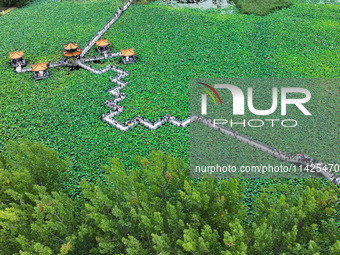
95 59 337 183
74 0 338 185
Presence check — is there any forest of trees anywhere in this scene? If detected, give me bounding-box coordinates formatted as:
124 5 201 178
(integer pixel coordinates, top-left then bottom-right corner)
0 140 339 254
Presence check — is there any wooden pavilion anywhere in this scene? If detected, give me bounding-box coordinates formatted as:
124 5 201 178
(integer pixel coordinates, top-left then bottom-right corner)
120 48 136 64
31 62 49 80
96 39 110 54
9 50 27 68
63 42 81 59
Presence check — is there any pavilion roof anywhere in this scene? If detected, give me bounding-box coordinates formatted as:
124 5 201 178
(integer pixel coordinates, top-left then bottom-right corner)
96 39 110 47
31 62 48 72
120 48 135 57
63 49 81 57
9 50 24 59
63 42 79 50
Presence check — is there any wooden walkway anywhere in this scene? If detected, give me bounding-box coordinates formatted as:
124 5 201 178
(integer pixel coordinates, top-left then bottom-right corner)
80 0 133 57
195 116 337 182
98 64 337 184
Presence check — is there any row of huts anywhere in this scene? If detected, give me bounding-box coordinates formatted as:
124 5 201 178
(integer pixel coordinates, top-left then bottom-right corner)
9 39 136 80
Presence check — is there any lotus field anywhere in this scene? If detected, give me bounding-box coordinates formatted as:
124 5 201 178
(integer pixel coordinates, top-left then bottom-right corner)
0 0 339 196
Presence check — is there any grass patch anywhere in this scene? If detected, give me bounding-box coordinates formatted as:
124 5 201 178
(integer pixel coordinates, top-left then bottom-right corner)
234 0 293 15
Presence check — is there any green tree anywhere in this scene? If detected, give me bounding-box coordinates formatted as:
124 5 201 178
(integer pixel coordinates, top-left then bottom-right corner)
249 180 339 254
2 139 71 192
79 151 246 254
0 140 76 255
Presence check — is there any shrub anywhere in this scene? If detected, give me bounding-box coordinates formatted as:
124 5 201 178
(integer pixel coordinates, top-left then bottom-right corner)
0 0 29 8
234 0 293 16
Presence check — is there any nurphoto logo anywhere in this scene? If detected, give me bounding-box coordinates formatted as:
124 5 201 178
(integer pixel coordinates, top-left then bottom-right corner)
199 82 312 128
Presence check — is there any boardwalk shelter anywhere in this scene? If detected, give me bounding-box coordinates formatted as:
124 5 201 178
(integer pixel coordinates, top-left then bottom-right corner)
9 50 26 67
63 42 81 59
31 62 49 80
120 48 136 64
96 39 110 54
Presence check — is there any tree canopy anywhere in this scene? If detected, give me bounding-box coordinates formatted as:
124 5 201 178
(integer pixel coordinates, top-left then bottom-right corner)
0 141 339 254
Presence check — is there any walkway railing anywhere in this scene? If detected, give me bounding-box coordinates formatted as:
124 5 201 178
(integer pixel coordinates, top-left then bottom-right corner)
80 0 133 57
